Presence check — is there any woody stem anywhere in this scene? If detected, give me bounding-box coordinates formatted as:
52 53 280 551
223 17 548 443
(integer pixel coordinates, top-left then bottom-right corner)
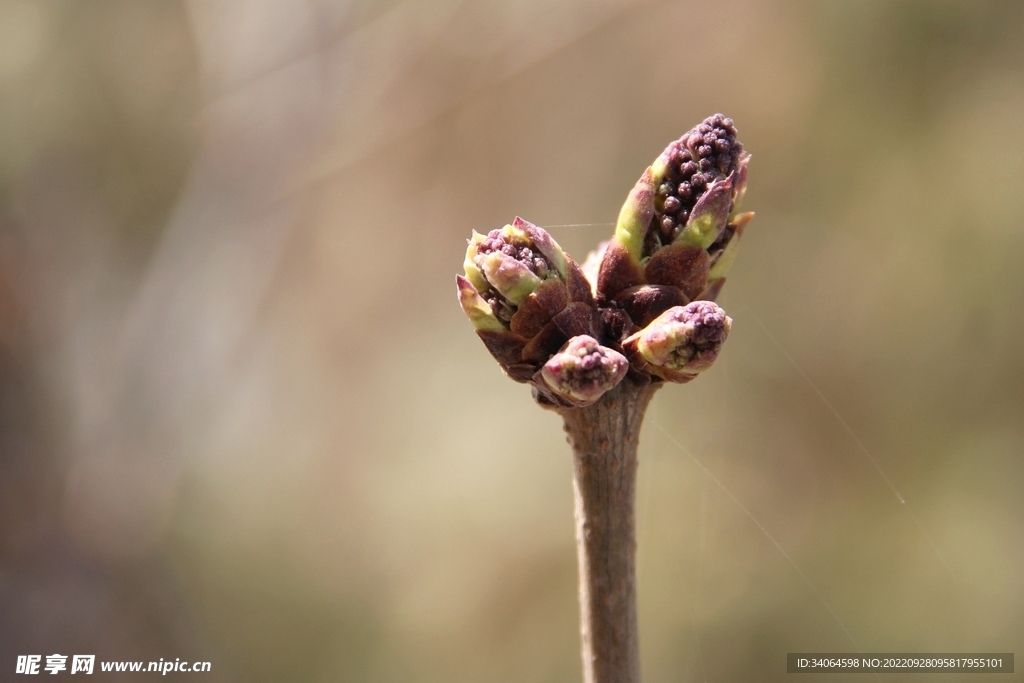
559 377 660 683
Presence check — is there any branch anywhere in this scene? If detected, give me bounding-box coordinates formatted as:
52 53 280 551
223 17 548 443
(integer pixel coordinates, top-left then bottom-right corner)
560 377 660 683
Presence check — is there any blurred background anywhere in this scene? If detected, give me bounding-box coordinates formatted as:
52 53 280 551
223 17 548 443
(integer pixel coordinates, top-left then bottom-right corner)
1 0 1022 681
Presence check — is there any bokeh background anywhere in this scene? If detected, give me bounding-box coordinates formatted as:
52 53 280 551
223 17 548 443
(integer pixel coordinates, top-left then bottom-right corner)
1 1 1022 681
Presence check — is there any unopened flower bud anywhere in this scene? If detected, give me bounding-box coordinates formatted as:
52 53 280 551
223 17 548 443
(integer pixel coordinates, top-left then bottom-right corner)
622 301 731 383
464 217 568 309
596 114 752 315
539 335 629 407
652 114 746 248
458 217 597 383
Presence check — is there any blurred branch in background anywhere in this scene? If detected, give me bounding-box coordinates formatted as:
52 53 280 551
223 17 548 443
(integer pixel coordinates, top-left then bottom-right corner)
1 1 1022 682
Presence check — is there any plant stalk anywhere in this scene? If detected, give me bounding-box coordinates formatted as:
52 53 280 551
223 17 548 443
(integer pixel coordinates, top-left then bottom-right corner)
559 377 660 683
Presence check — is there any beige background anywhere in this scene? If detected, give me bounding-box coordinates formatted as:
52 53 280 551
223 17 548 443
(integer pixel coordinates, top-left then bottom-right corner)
0 1 1021 681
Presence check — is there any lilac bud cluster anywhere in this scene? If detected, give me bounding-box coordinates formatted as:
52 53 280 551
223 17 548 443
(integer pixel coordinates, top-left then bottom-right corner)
458 115 752 409
653 114 743 244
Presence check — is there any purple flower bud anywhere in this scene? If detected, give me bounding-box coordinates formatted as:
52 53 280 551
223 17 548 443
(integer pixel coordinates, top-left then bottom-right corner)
622 301 732 383
458 218 598 385
597 114 752 318
650 114 746 249
539 336 629 407
462 218 570 318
